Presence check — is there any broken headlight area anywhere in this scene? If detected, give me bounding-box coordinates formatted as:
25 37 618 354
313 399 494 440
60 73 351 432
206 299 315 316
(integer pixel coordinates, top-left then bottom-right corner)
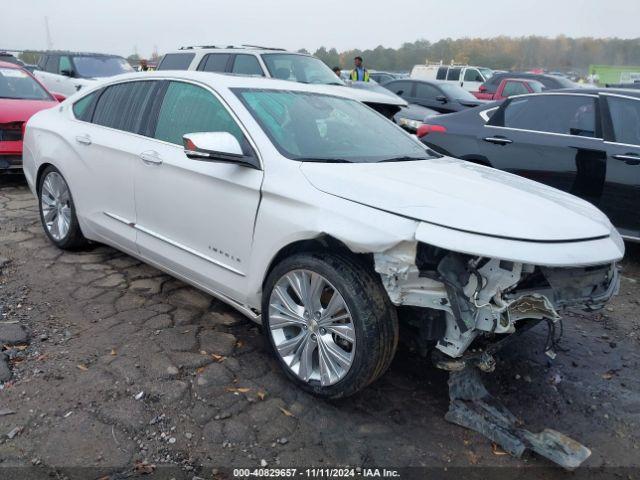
374 241 619 359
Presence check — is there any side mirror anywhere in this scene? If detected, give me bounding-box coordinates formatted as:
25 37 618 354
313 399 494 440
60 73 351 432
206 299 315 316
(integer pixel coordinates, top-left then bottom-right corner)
53 93 66 102
436 95 447 103
183 132 260 169
60 69 75 78
478 85 487 92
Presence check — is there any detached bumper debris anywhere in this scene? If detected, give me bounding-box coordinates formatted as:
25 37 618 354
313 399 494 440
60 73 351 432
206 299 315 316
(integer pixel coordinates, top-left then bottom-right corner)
445 366 591 470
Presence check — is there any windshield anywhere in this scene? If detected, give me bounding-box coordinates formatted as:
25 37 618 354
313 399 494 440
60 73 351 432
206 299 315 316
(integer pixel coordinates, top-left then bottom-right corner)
479 68 494 79
72 56 134 78
438 83 477 100
261 54 344 86
0 67 52 100
235 89 435 163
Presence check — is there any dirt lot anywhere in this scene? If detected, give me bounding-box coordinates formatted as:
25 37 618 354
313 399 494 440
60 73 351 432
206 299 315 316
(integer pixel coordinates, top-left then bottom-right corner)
0 175 639 479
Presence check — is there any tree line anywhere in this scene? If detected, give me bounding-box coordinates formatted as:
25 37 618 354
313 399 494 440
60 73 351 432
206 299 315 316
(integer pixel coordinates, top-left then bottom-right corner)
304 36 640 73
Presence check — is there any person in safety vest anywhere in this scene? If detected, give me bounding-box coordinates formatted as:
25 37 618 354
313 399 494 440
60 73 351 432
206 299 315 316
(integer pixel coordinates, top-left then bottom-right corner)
349 56 370 82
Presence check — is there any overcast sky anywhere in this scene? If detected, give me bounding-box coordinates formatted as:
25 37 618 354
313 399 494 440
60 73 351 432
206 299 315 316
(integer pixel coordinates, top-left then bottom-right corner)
2 0 638 58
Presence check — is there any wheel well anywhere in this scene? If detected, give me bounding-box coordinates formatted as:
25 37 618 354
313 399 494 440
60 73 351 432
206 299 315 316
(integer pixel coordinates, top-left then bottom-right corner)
262 235 373 288
35 163 54 193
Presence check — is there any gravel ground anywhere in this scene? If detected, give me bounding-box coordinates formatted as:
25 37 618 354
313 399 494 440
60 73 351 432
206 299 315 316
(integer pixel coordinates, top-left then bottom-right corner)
0 175 639 479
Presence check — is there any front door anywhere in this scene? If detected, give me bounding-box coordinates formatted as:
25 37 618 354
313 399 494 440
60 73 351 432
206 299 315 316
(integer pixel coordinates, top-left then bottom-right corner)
600 93 640 238
134 80 263 299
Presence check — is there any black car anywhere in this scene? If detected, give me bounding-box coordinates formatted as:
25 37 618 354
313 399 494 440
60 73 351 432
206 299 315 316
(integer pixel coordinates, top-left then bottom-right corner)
479 72 576 96
382 79 485 114
418 89 640 240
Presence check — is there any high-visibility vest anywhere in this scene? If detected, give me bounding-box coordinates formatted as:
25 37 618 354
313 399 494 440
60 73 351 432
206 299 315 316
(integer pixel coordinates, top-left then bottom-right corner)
350 68 370 82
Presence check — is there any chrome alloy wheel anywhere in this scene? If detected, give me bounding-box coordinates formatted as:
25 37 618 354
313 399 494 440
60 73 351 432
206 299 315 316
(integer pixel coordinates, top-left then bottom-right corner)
40 171 72 241
268 269 356 386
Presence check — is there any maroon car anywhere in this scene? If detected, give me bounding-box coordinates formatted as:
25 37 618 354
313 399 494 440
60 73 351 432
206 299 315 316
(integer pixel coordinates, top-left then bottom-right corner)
0 61 63 172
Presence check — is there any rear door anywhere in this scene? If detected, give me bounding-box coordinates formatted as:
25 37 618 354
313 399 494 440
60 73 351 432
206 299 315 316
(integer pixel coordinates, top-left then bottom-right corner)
411 82 452 113
479 93 605 198
68 80 160 251
600 93 640 238
384 80 415 102
133 80 263 299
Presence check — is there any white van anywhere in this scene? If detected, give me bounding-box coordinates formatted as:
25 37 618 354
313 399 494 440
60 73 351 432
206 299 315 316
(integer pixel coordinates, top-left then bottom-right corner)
411 63 493 92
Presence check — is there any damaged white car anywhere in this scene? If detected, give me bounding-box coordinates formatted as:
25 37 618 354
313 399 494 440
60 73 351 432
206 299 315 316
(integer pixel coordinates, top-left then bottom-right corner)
23 72 623 402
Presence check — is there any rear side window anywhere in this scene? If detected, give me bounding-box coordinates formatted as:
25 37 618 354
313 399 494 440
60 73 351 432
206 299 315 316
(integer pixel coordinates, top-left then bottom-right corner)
92 81 156 133
198 53 231 73
386 81 413 98
607 96 640 145
72 91 99 121
45 55 58 73
154 81 243 145
231 55 264 76
493 95 597 137
502 81 529 97
414 82 441 99
436 67 448 80
447 68 461 81
157 53 195 70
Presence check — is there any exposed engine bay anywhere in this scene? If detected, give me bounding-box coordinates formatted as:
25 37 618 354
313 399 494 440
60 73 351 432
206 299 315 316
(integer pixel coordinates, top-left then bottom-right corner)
373 240 619 468
374 241 619 359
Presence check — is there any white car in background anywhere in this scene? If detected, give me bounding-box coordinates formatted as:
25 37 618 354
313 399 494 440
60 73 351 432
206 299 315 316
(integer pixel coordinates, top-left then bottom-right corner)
34 51 134 97
157 45 407 119
411 63 493 92
22 71 622 398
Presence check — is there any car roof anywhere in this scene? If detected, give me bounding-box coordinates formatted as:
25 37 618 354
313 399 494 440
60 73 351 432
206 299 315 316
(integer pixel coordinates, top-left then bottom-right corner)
165 45 291 55
82 70 371 97
556 87 640 98
0 60 19 69
39 51 122 58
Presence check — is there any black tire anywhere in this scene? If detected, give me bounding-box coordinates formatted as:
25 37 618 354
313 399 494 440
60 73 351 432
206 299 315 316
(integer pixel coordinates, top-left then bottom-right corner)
38 165 87 250
262 252 399 399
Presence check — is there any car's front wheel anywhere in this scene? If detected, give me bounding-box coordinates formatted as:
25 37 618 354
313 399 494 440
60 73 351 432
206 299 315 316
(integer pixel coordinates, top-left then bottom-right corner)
38 166 87 249
262 252 398 399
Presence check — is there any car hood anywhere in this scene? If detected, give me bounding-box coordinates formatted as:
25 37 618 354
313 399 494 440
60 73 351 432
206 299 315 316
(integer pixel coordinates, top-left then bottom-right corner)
322 84 408 107
0 98 58 124
300 157 612 242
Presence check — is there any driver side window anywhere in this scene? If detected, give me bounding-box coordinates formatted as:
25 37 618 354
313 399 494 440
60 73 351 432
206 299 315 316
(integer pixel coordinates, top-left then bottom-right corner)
58 56 73 75
154 81 244 146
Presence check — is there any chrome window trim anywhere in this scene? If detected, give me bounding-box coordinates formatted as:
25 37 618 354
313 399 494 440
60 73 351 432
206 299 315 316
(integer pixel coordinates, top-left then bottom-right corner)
604 141 640 148
103 212 246 277
600 92 640 102
67 77 264 170
479 106 499 122
484 125 603 140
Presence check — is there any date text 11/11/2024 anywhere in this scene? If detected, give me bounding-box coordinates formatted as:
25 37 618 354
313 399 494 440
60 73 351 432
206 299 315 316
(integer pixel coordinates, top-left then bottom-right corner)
232 468 401 478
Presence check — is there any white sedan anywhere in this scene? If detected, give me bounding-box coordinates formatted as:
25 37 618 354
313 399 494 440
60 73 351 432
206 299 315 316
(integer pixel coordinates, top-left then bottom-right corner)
22 71 624 398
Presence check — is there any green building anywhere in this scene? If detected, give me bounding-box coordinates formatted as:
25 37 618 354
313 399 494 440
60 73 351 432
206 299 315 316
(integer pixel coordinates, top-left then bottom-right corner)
588 64 640 86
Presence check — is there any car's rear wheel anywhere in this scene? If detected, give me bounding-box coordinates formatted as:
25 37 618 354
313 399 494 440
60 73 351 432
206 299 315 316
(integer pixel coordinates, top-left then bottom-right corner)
38 166 87 249
262 252 398 399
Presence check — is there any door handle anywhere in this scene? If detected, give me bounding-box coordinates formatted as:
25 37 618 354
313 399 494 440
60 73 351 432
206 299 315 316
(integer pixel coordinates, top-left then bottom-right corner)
483 136 513 145
75 134 91 145
139 150 162 165
612 154 640 165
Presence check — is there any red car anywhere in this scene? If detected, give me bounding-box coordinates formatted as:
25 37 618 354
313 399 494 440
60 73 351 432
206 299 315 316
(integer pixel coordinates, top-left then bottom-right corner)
473 77 544 101
0 61 63 172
